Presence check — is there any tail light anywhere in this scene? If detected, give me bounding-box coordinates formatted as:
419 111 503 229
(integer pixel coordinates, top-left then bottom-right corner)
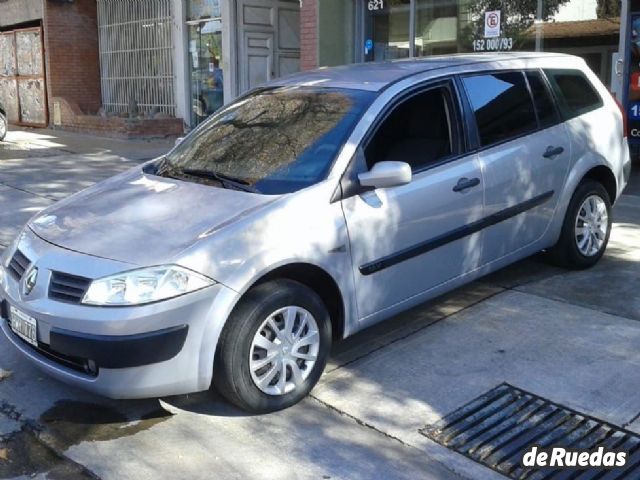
612 93 628 138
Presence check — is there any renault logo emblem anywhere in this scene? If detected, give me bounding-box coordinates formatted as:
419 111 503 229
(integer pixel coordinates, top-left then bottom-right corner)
23 267 38 296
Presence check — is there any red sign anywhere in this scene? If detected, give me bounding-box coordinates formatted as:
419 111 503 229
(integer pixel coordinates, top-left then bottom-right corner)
631 72 640 92
487 13 499 29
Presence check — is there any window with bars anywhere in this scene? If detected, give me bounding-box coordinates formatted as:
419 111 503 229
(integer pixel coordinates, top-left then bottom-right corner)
96 0 176 116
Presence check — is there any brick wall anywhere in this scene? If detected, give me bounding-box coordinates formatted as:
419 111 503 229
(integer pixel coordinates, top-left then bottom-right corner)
43 0 102 116
52 97 183 139
300 0 318 71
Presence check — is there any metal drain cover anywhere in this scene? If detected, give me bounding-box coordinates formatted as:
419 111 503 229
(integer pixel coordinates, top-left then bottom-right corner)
421 383 640 479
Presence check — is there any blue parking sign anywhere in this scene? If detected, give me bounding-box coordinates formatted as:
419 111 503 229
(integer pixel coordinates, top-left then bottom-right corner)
365 39 373 55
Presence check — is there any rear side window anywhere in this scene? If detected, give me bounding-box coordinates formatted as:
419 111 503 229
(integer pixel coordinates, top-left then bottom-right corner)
462 72 537 147
526 70 559 129
543 69 603 119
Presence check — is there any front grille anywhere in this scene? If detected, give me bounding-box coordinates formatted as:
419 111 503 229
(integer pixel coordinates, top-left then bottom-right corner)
7 249 30 280
49 271 91 304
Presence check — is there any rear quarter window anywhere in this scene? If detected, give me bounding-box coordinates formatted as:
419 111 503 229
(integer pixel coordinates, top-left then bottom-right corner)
543 69 603 120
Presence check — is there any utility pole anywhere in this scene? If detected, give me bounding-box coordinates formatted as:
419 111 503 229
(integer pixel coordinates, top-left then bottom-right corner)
535 0 543 51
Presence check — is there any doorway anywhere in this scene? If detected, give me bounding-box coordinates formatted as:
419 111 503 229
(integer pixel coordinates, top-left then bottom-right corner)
188 18 224 127
0 26 47 127
235 0 300 94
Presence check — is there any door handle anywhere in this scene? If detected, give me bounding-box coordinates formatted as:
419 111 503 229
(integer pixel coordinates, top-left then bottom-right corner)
543 146 565 159
453 177 480 193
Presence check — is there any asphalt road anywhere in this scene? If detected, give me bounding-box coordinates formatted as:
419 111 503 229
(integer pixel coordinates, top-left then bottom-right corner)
0 128 639 480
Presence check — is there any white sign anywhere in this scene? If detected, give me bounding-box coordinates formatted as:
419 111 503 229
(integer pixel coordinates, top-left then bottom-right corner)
368 0 384 11
484 10 501 38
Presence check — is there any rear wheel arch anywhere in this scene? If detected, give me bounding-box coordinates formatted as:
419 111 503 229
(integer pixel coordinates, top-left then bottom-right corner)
581 165 617 204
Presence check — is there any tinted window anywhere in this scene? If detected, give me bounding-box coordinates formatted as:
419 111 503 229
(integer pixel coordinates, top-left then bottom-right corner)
365 87 457 172
462 72 537 147
160 87 374 195
543 69 603 119
526 70 559 129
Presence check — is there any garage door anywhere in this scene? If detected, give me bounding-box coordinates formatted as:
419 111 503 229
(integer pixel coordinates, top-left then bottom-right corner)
0 26 48 127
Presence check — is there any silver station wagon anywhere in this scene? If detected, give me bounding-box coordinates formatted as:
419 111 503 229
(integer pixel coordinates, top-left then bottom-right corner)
0 53 631 413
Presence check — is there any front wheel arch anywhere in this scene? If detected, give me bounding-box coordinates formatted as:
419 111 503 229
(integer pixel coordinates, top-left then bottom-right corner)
252 263 345 341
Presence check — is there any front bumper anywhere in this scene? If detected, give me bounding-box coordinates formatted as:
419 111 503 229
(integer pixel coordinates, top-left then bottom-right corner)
0 229 239 399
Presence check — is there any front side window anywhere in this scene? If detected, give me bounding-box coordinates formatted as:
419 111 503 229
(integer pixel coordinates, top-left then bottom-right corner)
159 87 374 195
365 86 457 172
543 69 603 120
462 72 537 147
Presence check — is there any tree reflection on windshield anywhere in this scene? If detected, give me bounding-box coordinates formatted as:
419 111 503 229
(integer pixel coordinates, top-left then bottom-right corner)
165 87 374 195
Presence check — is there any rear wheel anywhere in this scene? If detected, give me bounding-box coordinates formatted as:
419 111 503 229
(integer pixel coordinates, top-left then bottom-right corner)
548 180 611 269
213 279 332 413
0 112 7 141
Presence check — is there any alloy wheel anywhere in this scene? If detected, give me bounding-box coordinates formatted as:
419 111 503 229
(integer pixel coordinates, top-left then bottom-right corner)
574 194 608 257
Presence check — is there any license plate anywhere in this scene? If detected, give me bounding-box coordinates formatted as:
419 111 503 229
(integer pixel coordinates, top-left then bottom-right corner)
9 305 38 347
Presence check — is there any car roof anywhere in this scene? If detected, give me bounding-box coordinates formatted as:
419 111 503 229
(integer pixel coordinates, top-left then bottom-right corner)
272 52 574 92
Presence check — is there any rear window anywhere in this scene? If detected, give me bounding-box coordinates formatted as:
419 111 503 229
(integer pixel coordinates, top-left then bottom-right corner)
543 69 603 120
462 71 538 147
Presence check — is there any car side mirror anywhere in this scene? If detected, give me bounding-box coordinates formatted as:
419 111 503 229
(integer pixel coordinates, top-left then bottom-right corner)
358 161 412 189
175 136 185 147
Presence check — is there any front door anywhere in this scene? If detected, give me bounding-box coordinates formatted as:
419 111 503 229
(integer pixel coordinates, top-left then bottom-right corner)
341 83 485 321
236 0 300 93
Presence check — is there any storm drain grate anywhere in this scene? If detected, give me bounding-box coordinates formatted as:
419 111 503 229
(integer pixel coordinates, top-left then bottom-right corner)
421 383 640 479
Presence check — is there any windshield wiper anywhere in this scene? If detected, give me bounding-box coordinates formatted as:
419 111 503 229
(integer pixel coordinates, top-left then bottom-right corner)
181 168 259 193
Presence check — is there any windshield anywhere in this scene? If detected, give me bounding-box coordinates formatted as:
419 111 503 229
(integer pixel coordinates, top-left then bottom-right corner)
160 87 374 195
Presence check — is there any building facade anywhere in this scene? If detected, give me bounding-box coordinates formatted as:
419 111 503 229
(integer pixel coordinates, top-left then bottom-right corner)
306 1 622 87
0 0 302 135
0 0 629 137
0 0 102 129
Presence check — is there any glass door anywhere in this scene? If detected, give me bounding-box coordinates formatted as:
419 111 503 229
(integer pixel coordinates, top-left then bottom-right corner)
364 0 411 62
188 18 224 126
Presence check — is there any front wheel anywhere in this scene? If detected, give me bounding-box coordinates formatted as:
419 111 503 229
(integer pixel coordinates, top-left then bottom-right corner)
548 180 612 269
213 279 332 413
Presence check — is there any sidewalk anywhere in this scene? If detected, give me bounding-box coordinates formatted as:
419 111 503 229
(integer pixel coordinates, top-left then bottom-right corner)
0 127 175 161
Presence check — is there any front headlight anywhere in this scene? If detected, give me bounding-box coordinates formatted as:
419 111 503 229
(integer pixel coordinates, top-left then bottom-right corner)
82 265 214 306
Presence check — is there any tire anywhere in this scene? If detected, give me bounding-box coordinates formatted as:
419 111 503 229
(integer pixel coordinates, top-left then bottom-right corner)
0 112 6 141
547 180 612 269
213 279 332 413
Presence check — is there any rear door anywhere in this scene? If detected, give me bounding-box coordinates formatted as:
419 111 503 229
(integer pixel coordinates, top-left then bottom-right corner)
460 70 572 263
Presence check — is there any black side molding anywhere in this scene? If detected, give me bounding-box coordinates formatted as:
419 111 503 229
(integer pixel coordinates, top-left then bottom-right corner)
49 325 189 369
360 190 554 276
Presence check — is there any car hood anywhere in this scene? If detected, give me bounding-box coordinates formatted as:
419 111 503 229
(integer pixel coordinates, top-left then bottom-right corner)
28 168 277 267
